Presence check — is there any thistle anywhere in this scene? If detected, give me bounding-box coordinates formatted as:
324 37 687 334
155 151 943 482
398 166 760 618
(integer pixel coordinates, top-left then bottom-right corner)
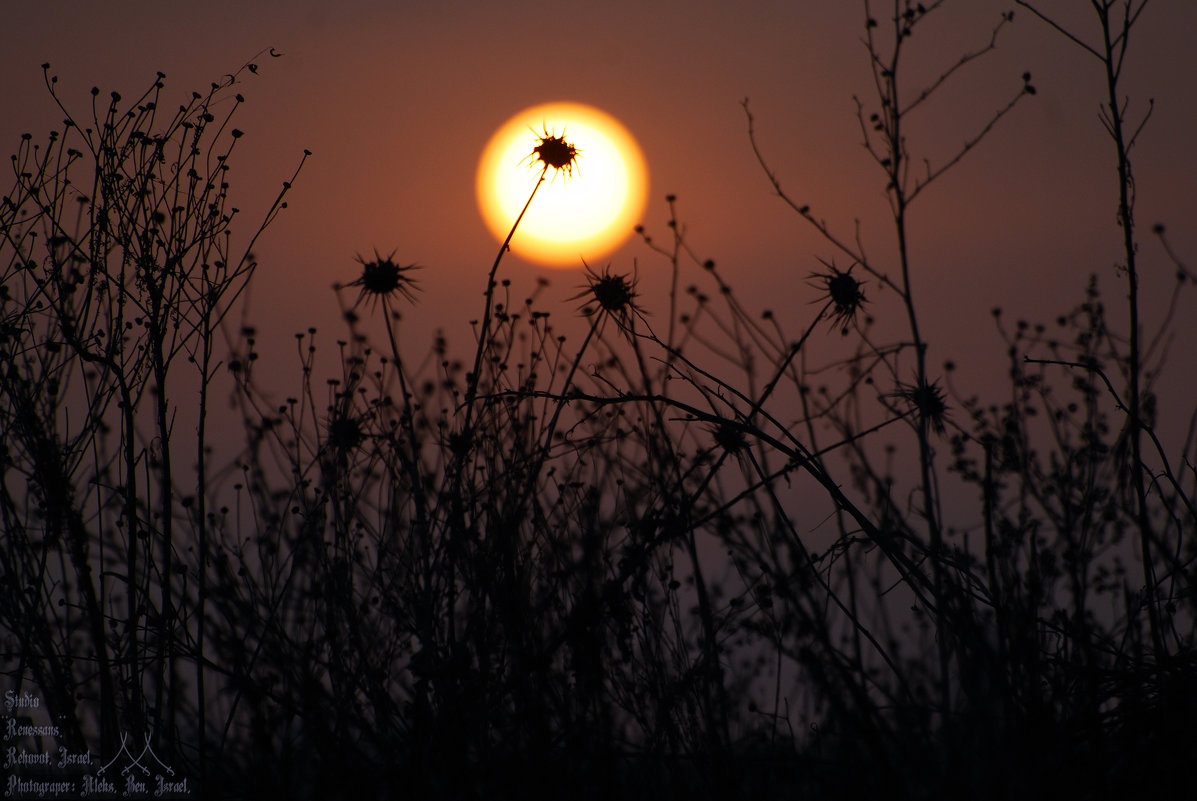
326 413 365 451
711 420 747 455
810 259 866 334
893 377 949 435
570 262 640 325
468 128 579 413
348 249 420 309
527 126 580 178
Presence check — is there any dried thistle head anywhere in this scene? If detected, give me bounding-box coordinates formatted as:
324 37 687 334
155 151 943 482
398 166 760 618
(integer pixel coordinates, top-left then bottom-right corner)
810 259 866 334
348 249 420 308
326 413 364 451
528 126 580 178
570 261 640 324
711 420 747 455
894 377 949 435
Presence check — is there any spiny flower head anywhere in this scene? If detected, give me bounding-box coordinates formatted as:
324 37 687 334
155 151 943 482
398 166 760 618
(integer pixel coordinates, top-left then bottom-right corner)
528 126 580 178
894 377 949 435
326 413 364 451
570 261 640 324
711 420 747 455
810 259 866 335
348 249 420 308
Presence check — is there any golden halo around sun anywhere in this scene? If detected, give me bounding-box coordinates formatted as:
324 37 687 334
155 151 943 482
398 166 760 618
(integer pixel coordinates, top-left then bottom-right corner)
476 102 649 269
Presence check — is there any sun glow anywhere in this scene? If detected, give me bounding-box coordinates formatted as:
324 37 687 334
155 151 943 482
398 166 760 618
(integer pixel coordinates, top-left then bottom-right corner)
476 102 648 268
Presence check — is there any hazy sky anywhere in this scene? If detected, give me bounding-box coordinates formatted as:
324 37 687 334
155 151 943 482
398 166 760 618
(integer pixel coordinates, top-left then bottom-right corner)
4 0 1195 442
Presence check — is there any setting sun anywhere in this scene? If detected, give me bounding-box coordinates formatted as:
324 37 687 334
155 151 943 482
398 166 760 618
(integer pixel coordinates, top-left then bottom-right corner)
476 102 648 268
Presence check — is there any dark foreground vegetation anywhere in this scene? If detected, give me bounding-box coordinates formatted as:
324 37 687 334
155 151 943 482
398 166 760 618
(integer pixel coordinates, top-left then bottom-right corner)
2 3 1193 799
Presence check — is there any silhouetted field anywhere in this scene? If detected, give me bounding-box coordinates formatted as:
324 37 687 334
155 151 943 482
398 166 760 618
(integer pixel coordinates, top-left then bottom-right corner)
2 4 1194 799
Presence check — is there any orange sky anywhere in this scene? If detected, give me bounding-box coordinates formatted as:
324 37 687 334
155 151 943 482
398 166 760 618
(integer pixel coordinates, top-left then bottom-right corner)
4 0 1195 446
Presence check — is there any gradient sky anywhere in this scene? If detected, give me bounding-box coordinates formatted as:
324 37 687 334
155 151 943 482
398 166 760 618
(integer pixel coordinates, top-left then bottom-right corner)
4 0 1195 445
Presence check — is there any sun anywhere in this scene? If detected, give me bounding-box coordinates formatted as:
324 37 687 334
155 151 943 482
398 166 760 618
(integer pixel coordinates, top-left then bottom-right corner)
476 102 649 269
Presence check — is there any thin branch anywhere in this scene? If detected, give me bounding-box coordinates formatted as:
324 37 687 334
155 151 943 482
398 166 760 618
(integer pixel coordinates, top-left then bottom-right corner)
900 11 1013 117
742 99 903 298
1014 1 1104 60
909 84 1032 203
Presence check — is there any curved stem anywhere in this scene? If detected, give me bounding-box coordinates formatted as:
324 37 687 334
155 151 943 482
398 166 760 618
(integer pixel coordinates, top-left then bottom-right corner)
464 168 547 416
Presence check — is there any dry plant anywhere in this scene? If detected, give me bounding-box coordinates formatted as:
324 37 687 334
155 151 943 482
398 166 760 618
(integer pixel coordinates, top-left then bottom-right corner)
2 4 1194 800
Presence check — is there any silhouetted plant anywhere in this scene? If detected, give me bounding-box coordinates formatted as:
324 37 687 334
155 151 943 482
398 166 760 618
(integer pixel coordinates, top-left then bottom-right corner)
2 4 1194 800
1 53 304 779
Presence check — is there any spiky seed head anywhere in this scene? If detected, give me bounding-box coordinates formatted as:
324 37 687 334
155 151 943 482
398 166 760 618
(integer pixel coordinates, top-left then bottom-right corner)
712 421 747 455
529 127 580 177
897 378 949 435
591 273 635 314
327 414 364 451
827 271 863 313
810 260 866 334
570 262 640 323
349 250 420 308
